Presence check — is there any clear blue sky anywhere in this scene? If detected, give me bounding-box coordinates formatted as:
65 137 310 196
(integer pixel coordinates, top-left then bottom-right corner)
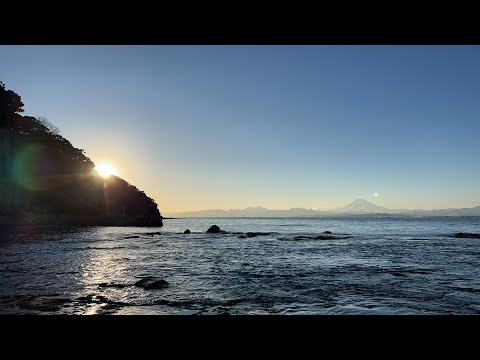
1 45 479 212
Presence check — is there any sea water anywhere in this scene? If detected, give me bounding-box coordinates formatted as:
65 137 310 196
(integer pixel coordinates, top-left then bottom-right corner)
1 217 480 314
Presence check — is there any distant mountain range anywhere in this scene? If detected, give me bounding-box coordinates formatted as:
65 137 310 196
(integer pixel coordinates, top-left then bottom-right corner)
163 199 480 218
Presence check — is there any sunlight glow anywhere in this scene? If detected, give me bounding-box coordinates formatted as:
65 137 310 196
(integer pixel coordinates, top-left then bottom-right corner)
95 163 117 178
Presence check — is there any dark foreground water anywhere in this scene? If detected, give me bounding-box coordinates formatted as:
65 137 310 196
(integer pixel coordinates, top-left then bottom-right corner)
1 217 480 315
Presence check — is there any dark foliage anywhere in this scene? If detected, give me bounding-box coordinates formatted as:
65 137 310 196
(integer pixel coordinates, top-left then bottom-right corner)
0 82 162 226
0 81 24 129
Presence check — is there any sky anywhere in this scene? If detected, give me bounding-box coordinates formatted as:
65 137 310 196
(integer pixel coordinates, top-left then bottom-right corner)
0 45 479 212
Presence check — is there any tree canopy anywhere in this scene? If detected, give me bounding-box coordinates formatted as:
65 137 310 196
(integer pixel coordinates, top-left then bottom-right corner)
0 81 24 128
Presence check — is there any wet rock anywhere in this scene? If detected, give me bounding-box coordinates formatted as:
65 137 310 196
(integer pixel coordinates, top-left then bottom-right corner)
101 303 123 310
246 232 273 237
184 229 191 234
47 298 74 305
76 293 128 311
316 235 352 240
453 232 480 239
206 225 220 233
96 295 109 303
292 235 352 241
17 301 60 312
315 235 336 240
144 232 162 236
134 277 169 289
98 282 127 289
77 294 99 303
95 303 125 314
323 231 332 234
124 235 139 239
238 232 273 238
16 297 72 312
76 294 120 304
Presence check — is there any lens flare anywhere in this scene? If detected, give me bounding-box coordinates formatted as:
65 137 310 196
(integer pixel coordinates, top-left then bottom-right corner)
373 192 379 198
11 144 55 191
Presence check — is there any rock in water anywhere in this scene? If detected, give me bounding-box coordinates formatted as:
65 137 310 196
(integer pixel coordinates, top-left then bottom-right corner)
315 235 336 240
134 277 169 289
184 229 191 234
206 225 220 233
453 232 480 239
98 282 127 288
323 231 332 234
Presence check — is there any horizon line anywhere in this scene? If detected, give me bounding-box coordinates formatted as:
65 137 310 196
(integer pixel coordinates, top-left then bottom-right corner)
162 201 480 214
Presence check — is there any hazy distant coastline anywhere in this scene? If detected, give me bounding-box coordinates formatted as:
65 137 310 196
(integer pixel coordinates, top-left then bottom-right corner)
164 199 480 218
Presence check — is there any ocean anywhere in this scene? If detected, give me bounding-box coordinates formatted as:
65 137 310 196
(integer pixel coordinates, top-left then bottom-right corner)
1 217 480 314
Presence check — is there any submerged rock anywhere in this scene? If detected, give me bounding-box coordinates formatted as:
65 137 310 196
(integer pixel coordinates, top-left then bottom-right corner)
453 232 480 239
77 294 109 303
17 297 73 312
245 232 273 238
316 235 352 240
124 235 139 239
323 231 332 234
76 294 128 307
238 232 275 239
315 235 337 240
206 225 221 233
98 282 127 289
184 229 191 234
134 277 169 289
292 234 352 241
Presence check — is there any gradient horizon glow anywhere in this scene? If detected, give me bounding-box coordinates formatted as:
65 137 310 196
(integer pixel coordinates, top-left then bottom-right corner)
1 45 479 212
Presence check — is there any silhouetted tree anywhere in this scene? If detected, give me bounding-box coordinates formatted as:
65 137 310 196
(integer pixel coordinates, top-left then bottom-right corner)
36 116 60 135
0 81 24 128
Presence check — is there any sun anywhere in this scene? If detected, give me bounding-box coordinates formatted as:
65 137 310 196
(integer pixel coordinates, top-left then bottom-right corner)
95 163 117 179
